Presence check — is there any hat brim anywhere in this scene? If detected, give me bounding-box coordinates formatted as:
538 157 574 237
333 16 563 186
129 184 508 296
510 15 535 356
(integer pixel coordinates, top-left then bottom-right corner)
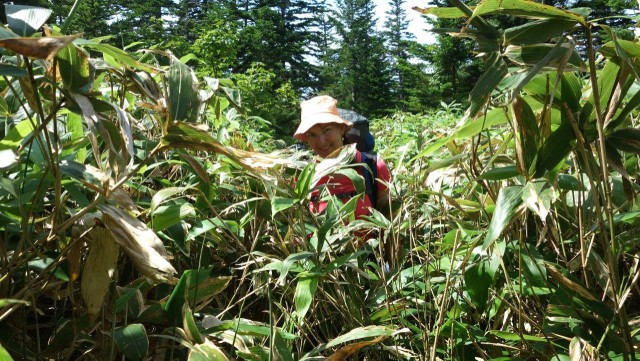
294 113 353 142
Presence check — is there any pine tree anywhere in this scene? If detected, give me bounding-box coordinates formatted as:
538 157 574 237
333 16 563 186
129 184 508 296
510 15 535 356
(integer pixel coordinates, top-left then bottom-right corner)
327 0 392 117
233 0 321 91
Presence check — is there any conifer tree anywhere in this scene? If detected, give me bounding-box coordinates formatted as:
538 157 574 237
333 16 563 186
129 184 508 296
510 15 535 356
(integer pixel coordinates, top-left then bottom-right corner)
328 0 392 117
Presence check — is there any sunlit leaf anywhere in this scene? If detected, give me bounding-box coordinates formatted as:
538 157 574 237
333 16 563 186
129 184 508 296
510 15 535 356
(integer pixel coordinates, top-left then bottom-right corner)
0 149 18 170
482 186 524 250
599 39 640 60
113 324 148 361
522 180 556 221
151 201 195 232
77 40 157 73
412 6 473 18
150 187 190 216
295 275 318 323
0 33 82 60
0 342 13 361
5 5 52 36
272 197 297 216
100 204 177 283
0 299 29 309
323 326 402 350
189 340 230 361
81 227 119 322
160 121 261 177
183 304 205 344
326 336 387 361
470 0 585 25
455 107 510 139
277 252 315 285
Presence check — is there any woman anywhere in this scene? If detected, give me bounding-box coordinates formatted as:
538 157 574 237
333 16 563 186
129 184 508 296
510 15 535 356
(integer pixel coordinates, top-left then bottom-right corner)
293 95 391 220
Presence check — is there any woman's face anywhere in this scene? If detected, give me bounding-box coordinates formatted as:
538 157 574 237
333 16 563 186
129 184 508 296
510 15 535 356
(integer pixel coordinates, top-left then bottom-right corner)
305 123 345 158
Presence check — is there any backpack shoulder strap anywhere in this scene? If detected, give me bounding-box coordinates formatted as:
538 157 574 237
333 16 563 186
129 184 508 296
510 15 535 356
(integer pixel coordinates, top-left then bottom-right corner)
359 151 378 209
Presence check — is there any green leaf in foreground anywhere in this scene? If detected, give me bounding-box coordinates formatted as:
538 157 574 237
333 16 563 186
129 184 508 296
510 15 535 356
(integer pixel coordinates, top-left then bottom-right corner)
483 186 524 250
470 0 585 25
477 165 520 180
113 324 148 361
295 275 318 323
0 342 13 361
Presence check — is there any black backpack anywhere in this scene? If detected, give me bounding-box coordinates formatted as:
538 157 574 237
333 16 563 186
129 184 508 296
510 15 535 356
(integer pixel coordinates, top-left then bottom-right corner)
338 109 379 208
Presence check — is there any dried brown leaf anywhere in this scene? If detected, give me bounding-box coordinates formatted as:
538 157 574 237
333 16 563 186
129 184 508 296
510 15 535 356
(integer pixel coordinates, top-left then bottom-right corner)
0 33 82 60
81 227 119 322
100 204 177 283
326 336 387 361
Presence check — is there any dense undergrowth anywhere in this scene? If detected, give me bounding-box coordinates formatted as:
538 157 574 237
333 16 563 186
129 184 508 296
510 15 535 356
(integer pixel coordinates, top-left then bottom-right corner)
2 1 640 360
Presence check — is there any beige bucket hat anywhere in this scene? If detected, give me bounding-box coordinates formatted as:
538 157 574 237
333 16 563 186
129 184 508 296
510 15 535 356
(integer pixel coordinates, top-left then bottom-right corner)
294 95 353 141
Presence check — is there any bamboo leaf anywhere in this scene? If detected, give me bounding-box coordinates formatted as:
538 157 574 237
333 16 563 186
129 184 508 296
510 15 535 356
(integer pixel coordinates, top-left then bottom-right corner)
100 204 177 283
464 256 499 311
113 324 148 361
0 33 82 60
599 38 640 60
323 326 401 350
295 275 318 323
183 304 205 344
167 54 200 125
490 330 547 342
522 180 556 221
511 96 540 174
5 5 52 36
454 107 510 140
608 87 640 130
326 336 387 361
189 340 230 361
482 186 524 250
466 52 508 120
56 42 92 93
535 122 575 177
607 128 640 154
0 149 18 170
160 121 261 177
0 342 13 361
503 43 585 71
470 0 586 25
295 162 316 199
81 228 120 322
412 6 473 18
150 187 190 216
0 64 28 77
151 201 195 232
504 18 578 46
477 165 520 180
277 252 315 286
271 197 297 216
78 40 157 73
